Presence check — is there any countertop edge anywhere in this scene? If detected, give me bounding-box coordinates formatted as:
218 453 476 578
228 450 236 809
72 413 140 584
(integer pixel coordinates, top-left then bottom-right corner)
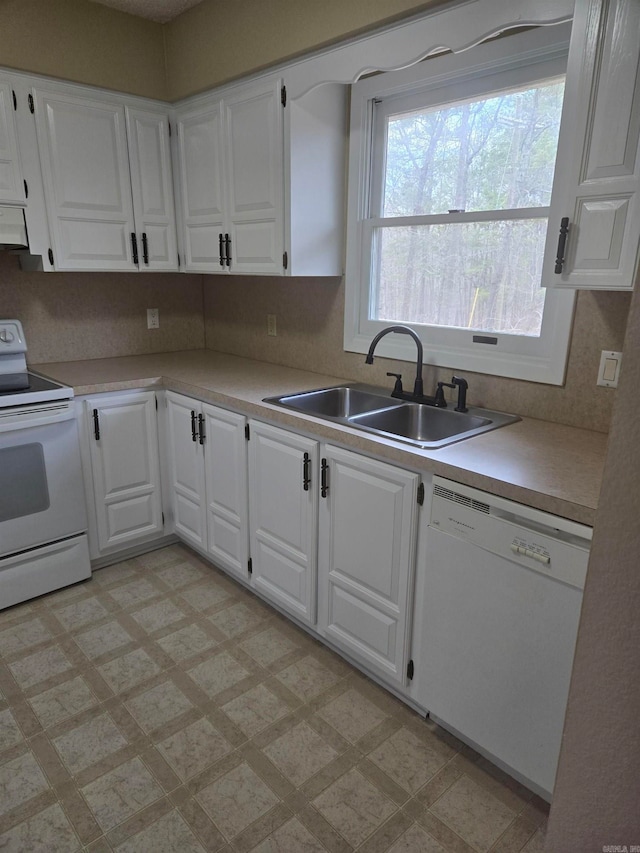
33 353 605 527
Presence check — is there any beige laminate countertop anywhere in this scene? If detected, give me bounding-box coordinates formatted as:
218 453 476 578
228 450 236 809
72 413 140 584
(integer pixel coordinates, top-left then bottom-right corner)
32 350 608 526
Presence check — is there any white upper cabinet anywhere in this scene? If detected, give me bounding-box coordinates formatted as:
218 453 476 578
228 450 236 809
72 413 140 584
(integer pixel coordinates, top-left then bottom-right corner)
0 80 26 204
32 84 177 271
175 101 225 269
174 76 345 277
543 0 640 290
126 106 178 271
175 78 284 275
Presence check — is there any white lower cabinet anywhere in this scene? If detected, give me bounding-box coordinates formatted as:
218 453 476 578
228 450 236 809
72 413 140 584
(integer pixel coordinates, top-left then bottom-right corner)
248 420 319 625
81 390 164 556
164 405 421 690
164 391 249 580
317 445 420 687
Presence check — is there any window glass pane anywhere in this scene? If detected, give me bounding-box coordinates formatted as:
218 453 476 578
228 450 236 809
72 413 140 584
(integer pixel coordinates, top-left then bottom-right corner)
0 443 50 522
382 79 564 216
372 219 549 336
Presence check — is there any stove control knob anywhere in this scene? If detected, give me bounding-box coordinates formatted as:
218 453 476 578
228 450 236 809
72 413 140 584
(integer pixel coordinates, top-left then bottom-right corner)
0 329 15 344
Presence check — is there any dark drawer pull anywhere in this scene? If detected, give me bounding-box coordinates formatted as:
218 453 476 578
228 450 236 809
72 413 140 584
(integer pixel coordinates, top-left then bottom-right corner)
198 413 205 445
303 452 311 491
554 217 570 274
190 410 197 442
320 458 329 498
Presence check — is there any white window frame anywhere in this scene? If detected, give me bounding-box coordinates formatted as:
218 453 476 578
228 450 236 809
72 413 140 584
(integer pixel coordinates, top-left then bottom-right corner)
344 23 576 385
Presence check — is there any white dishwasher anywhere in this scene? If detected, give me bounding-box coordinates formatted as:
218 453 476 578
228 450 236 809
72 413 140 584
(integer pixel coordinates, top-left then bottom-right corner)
416 476 592 800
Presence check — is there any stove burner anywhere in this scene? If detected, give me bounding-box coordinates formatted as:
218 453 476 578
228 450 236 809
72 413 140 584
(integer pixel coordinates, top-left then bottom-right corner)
0 372 67 399
0 373 31 393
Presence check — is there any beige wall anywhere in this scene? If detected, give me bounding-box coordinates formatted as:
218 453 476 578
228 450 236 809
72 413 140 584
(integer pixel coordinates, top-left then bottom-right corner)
164 0 441 99
203 275 629 433
544 280 640 848
0 0 167 99
0 253 204 363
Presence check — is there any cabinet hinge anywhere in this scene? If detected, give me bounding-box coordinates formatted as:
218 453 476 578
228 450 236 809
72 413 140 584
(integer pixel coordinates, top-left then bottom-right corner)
281 85 287 107
28 93 34 114
245 423 250 441
283 250 288 270
23 180 28 199
417 482 425 506
12 90 17 111
406 659 414 681
248 557 253 575
48 248 54 266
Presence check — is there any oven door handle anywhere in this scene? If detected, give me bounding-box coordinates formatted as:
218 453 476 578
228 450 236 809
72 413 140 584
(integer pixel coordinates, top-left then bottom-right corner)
0 402 75 433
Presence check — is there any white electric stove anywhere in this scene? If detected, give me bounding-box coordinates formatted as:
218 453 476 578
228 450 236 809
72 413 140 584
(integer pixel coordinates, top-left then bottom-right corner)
0 320 91 610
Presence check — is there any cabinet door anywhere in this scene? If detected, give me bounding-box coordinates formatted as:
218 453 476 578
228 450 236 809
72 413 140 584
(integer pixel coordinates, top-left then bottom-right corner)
542 0 640 289
203 404 249 581
165 392 207 549
224 79 284 275
248 421 318 624
33 88 136 270
175 100 226 271
318 445 419 686
126 106 178 271
0 80 25 203
85 392 163 552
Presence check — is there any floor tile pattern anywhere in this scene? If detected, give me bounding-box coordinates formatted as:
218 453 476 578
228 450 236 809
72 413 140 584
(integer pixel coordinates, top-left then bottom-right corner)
0 544 549 851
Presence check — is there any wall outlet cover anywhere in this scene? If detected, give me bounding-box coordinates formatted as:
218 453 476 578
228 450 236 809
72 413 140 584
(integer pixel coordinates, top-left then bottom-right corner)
597 350 622 388
147 308 159 330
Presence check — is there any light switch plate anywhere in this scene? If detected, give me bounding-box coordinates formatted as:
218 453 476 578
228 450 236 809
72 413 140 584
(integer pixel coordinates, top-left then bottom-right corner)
147 308 159 330
597 350 622 388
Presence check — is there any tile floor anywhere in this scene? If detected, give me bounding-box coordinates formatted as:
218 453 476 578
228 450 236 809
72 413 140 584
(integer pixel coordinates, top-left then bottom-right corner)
0 544 549 852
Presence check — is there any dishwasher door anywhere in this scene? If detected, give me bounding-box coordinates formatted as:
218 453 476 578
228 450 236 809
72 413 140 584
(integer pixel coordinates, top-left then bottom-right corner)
416 477 591 800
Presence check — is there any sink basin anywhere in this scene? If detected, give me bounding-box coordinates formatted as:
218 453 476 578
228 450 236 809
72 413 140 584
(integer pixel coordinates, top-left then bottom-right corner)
264 384 520 448
350 404 491 444
268 386 402 419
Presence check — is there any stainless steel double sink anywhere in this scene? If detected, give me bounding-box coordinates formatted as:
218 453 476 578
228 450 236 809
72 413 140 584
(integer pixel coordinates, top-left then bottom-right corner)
264 384 520 449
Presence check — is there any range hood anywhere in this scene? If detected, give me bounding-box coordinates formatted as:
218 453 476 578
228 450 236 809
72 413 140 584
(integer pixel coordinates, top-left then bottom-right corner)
0 207 29 250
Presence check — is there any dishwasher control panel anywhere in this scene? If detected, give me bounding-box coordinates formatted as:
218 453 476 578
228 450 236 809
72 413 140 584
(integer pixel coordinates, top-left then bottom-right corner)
510 538 551 564
429 477 592 591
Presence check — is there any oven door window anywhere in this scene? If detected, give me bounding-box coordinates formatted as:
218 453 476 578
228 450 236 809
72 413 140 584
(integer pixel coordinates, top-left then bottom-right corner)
0 443 50 522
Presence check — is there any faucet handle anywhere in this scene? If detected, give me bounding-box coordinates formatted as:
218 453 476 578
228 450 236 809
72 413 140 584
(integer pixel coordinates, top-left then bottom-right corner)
386 372 403 396
434 381 455 408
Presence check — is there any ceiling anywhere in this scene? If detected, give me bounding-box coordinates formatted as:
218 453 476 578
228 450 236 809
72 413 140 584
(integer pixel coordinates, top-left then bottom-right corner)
88 0 206 23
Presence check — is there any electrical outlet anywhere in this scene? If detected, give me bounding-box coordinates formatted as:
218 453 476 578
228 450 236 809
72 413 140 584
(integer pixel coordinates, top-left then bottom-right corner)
267 314 277 336
147 308 159 330
597 350 622 387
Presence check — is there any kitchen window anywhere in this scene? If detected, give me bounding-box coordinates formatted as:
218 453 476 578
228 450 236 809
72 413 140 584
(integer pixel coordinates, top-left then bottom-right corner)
344 24 577 384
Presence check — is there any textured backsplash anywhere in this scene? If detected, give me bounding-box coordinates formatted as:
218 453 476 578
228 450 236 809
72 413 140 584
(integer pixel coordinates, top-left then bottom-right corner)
203 274 631 434
0 247 629 434
0 252 205 364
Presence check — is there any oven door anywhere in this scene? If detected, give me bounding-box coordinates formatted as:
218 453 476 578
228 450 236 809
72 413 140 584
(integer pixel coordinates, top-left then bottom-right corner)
0 400 88 558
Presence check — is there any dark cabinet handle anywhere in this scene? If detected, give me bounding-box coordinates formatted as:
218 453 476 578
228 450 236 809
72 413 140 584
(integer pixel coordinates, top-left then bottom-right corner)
321 458 329 498
142 232 149 265
219 233 225 267
190 410 197 442
93 408 100 440
225 233 231 267
303 452 311 491
131 232 139 265
554 217 570 274
198 413 205 445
